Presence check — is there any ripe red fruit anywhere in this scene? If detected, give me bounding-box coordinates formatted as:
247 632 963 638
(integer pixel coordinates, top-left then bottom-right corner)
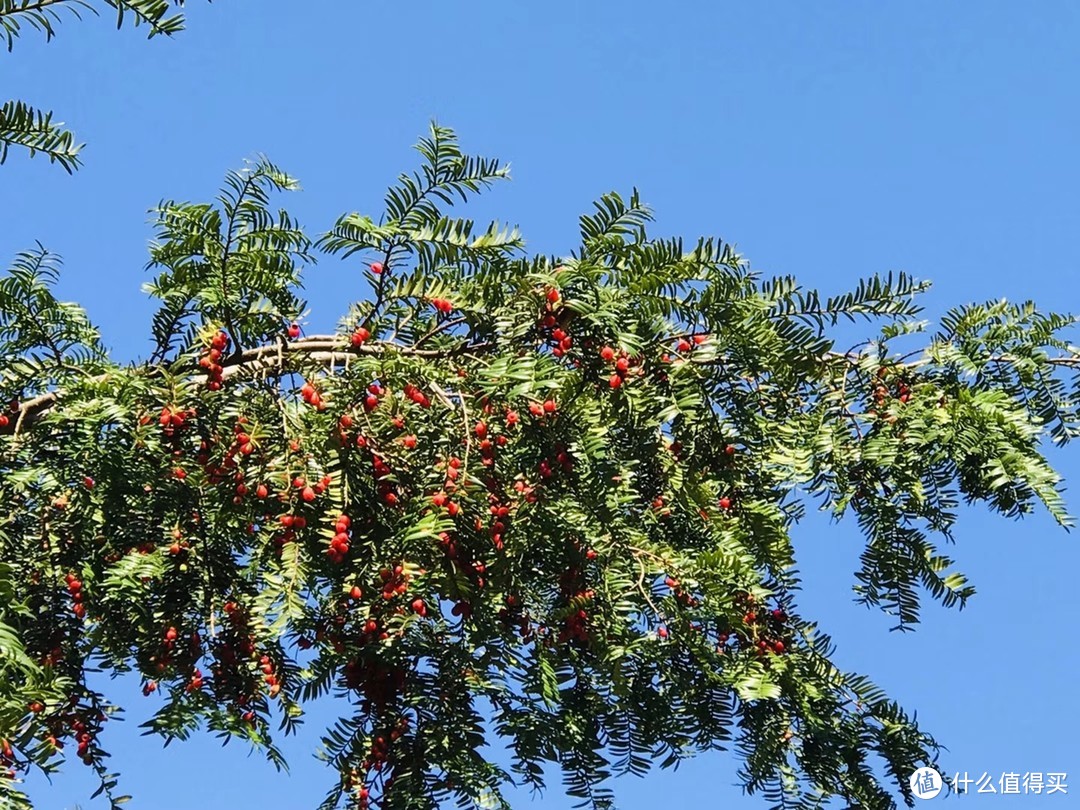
600 346 615 362
609 374 622 389
528 402 544 417
351 327 371 346
402 434 417 449
773 641 786 653
505 410 519 426
676 338 692 353
615 357 629 373
474 421 487 438
718 496 731 510
370 261 384 275
302 486 317 502
411 598 426 615
350 585 362 600
83 476 95 489
545 288 560 303
693 334 707 345
657 627 669 639
543 399 557 414
287 322 301 339
725 444 736 456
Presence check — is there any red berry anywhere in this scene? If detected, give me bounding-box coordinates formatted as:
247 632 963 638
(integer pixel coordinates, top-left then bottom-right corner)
615 357 629 373
600 346 615 362
725 444 736 456
676 338 692 353
718 496 731 510
411 598 426 615
693 334 707 345
287 322 301 339
83 476 95 489
370 262 384 275
302 486 316 502
350 585 363 600
657 627 668 639
543 399 556 414
474 421 487 438
546 288 560 303
609 374 622 389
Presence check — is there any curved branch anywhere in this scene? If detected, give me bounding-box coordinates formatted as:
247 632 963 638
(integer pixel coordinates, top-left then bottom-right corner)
1 334 495 435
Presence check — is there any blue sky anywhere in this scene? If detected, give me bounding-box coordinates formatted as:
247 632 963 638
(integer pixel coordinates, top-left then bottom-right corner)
4 1 1080 807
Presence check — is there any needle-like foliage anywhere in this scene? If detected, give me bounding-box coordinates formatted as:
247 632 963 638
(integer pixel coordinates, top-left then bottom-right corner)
1 126 1079 810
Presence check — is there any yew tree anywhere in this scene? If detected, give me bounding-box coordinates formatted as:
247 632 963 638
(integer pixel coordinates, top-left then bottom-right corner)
1 126 1079 810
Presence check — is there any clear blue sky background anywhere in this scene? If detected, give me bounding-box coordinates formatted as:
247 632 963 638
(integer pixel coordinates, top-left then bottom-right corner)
4 1 1080 807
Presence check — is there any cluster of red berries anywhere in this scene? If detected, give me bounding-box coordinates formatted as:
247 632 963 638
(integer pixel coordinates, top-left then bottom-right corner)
327 513 351 563
718 594 791 657
71 717 97 765
402 382 431 409
205 601 262 716
186 667 205 692
350 326 371 347
158 404 196 439
1 737 17 779
300 379 327 411
65 572 85 620
527 398 559 421
872 367 912 407
198 330 230 390
361 381 383 412
370 453 400 506
598 344 640 389
293 472 332 504
663 576 700 608
673 333 709 354
542 322 574 358
558 590 595 644
167 527 190 557
511 477 539 505
429 296 453 314
486 491 513 551
430 487 461 517
378 565 411 602
538 443 574 480
274 512 308 552
259 653 281 697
